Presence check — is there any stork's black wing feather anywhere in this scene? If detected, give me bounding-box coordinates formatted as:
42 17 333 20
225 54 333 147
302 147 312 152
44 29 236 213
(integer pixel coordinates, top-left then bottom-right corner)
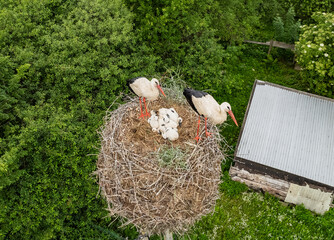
183 88 208 115
127 77 142 94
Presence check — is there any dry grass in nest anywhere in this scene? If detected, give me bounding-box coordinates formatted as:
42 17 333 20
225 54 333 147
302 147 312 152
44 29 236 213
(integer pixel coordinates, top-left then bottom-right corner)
96 94 227 235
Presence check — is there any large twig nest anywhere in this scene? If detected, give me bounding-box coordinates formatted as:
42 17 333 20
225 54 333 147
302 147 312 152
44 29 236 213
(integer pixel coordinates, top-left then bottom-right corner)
96 94 227 235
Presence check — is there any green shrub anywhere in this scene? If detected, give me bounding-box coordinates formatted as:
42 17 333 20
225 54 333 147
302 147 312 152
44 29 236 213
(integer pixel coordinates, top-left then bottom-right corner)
282 0 333 20
273 7 300 43
0 0 143 238
295 12 334 97
210 0 263 44
124 0 265 92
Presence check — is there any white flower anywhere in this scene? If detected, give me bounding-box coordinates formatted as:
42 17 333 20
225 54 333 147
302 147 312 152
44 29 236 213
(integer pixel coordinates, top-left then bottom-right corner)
312 61 315 63
320 43 324 47
307 44 311 47
316 55 319 57
324 53 329 57
304 50 307 53
313 25 317 28
319 47 322 51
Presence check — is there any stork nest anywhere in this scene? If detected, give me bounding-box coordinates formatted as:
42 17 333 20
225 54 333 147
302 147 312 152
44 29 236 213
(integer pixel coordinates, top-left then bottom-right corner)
96 95 227 235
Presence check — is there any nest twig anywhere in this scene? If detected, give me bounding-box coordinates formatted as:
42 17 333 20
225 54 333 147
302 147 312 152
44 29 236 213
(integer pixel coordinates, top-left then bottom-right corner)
96 95 227 235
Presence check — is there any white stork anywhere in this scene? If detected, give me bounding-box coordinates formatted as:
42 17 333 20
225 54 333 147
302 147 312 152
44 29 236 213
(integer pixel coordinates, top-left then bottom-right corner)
127 77 166 119
183 88 238 142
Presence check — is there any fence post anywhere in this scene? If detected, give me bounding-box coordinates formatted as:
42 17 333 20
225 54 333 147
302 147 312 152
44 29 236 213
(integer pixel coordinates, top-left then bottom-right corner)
267 39 274 56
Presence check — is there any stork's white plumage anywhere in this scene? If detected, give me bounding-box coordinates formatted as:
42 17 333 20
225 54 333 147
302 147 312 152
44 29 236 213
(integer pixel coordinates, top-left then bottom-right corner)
158 108 169 118
147 107 182 141
148 110 159 131
127 77 166 119
166 108 179 122
164 119 178 129
157 116 169 133
164 117 182 129
162 127 179 141
183 88 238 142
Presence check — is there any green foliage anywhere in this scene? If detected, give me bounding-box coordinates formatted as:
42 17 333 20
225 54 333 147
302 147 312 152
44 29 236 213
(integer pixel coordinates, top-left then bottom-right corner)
295 12 334 97
0 0 143 238
210 0 263 44
126 0 213 62
0 103 139 239
181 31 226 90
273 7 300 43
125 0 228 90
282 0 333 20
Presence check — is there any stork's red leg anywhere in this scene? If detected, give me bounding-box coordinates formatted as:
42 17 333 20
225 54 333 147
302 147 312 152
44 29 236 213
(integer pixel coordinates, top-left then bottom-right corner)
143 97 150 117
138 97 145 119
195 116 201 142
205 117 212 137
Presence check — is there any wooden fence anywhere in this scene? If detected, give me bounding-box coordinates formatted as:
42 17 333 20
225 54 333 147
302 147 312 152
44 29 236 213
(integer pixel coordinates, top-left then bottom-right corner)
244 40 295 55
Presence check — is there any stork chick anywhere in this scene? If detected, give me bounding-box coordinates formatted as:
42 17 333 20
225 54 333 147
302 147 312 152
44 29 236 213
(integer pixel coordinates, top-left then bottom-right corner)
158 115 169 134
158 108 169 118
162 127 179 141
148 110 159 132
164 117 183 128
166 108 179 123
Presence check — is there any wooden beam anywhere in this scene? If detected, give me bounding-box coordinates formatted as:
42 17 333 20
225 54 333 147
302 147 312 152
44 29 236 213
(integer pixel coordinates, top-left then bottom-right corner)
244 40 269 46
244 40 295 51
229 166 290 200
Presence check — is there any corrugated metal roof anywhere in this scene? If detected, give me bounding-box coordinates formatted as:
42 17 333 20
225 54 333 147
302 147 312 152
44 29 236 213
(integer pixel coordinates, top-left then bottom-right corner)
236 80 334 187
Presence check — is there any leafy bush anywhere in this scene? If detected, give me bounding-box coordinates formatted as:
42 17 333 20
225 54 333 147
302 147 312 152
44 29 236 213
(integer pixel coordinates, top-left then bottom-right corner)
273 7 300 43
295 12 334 97
0 0 144 238
282 0 333 20
210 0 263 44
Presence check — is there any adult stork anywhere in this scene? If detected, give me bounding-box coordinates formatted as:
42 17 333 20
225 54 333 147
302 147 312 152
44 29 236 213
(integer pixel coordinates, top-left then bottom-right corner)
127 77 166 119
183 88 238 142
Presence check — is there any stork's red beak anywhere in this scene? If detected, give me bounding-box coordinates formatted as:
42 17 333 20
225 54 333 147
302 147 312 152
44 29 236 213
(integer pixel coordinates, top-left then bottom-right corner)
228 110 238 127
157 85 166 97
